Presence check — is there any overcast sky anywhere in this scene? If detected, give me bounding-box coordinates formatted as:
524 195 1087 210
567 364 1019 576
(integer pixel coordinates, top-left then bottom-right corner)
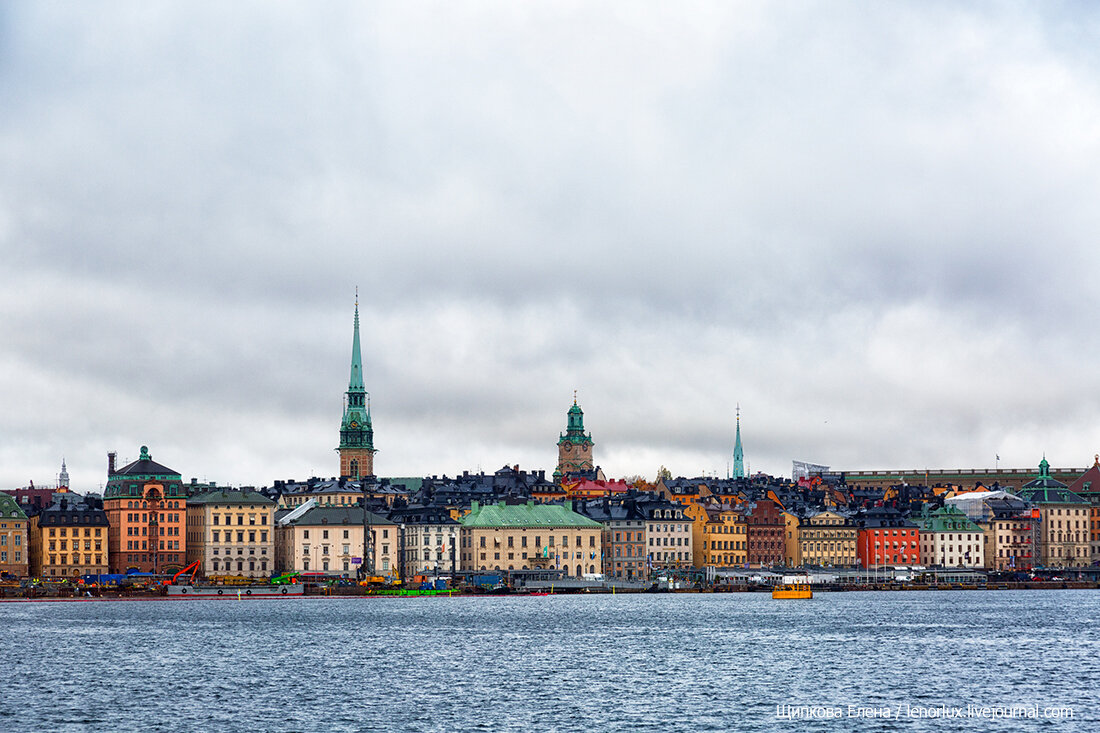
4 2 1100 492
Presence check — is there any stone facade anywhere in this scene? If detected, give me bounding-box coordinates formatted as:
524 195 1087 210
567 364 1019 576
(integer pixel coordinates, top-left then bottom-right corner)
917 505 986 568
459 500 603 576
797 510 858 568
641 499 693 570
186 490 275 579
276 506 396 577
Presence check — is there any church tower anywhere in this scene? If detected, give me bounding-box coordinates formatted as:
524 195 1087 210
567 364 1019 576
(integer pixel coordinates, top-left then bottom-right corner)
732 405 745 479
338 295 375 479
555 392 594 482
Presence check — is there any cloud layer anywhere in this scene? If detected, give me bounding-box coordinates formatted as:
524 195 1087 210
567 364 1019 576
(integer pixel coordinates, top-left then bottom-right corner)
4 2 1100 490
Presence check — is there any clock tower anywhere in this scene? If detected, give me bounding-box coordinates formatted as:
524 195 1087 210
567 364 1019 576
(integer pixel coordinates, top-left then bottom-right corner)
338 296 376 479
554 393 594 482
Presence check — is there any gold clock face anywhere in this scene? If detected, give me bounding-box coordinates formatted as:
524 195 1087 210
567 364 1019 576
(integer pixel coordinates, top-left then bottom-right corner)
351 421 359 428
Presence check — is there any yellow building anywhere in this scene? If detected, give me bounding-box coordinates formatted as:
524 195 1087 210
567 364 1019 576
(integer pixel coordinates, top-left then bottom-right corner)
458 500 603 576
700 506 747 568
782 511 801 567
798 510 859 568
0 493 29 577
683 501 712 568
29 496 109 579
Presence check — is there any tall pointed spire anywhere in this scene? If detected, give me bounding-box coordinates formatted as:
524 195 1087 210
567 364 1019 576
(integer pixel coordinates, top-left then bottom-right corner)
339 292 375 479
349 287 364 392
732 404 745 479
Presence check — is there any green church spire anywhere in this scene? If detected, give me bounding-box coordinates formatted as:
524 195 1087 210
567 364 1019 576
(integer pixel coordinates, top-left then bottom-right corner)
348 290 365 393
732 405 745 479
340 293 373 452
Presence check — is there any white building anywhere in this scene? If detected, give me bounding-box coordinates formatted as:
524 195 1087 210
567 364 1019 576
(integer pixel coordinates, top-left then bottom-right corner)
917 505 986 568
185 490 275 579
275 505 396 577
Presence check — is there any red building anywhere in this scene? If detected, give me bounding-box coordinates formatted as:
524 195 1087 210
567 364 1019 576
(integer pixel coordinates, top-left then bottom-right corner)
746 498 784 567
856 507 920 568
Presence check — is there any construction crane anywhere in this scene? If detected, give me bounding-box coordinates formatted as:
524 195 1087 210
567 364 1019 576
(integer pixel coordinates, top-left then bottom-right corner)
169 560 201 586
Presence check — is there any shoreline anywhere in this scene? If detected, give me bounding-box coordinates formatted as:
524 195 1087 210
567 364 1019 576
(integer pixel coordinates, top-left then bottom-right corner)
3 582 1097 603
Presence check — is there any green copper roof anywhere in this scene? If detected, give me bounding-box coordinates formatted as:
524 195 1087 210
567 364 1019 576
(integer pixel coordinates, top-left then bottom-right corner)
0 492 27 520
917 505 983 533
188 490 274 506
558 395 592 447
104 446 186 499
349 298 364 393
460 500 602 529
340 297 374 451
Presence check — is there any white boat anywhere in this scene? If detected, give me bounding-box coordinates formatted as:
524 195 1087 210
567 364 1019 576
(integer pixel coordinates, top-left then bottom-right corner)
166 584 304 597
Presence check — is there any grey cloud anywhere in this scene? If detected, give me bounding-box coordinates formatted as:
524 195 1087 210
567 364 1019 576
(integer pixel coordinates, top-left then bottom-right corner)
6 2 1100 490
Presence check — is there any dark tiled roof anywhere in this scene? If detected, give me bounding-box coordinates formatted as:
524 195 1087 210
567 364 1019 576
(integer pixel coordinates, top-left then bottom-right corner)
1017 485 1087 505
281 506 394 527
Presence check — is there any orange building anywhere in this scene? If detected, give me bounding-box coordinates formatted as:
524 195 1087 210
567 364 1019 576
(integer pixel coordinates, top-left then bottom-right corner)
103 447 187 574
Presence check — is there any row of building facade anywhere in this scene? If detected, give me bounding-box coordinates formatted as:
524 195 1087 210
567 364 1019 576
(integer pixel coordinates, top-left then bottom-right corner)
3 302 1098 581
2 454 1095 581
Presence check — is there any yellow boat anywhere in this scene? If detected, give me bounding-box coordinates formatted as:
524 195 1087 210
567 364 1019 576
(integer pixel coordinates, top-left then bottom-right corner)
772 584 813 599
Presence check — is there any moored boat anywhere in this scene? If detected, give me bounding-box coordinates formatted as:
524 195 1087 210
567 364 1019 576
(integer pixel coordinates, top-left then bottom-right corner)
167 584 304 598
772 584 813 599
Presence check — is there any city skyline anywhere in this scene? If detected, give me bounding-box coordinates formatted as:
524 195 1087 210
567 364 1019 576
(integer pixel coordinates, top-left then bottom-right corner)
6 4 1100 489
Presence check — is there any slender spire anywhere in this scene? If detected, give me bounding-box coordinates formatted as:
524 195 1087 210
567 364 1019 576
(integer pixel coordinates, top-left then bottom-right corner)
732 404 745 479
348 292 364 392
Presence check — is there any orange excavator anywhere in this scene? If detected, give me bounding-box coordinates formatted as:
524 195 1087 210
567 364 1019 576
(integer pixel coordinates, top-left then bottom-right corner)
168 560 201 586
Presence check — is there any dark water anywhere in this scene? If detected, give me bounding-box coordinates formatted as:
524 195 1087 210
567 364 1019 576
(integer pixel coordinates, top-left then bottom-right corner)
2 591 1098 732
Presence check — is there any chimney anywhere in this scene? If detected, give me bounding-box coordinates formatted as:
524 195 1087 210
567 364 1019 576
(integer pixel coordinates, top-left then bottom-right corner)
108 452 117 476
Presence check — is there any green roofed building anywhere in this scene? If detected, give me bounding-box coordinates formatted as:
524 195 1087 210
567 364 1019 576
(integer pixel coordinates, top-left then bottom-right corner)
1018 458 1090 568
917 504 986 568
0 492 29 577
459 500 603 577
